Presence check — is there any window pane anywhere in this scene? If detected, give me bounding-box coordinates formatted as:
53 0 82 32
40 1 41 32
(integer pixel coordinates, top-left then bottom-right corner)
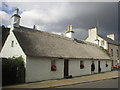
11 41 14 47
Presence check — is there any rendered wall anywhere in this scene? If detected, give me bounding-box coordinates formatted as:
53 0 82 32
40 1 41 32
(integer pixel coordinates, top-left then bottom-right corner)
26 56 64 82
69 59 111 77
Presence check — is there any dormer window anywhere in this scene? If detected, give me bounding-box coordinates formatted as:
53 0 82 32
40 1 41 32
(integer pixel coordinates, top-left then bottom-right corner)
11 40 14 47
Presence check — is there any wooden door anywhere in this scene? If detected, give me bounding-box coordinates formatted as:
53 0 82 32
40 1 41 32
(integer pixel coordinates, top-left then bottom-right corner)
64 59 69 77
98 61 101 73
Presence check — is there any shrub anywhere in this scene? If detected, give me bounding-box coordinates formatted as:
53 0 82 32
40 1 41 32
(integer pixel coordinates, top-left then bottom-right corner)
2 56 25 85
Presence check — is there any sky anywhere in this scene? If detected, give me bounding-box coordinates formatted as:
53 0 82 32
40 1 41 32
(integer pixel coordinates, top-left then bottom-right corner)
0 1 119 41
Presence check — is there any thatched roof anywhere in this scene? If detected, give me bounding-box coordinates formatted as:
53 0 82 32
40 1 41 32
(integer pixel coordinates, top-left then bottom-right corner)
13 26 111 60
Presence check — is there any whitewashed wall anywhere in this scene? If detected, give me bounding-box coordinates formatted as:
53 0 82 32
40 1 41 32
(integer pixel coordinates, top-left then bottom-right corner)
1 32 26 63
107 60 112 71
26 56 64 82
99 60 111 72
69 59 91 76
69 59 112 77
26 57 112 82
97 36 108 50
93 60 98 73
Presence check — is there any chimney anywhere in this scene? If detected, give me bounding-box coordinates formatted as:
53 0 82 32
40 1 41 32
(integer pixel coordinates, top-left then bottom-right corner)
107 34 115 40
33 25 37 30
65 25 74 39
11 8 21 30
88 27 98 40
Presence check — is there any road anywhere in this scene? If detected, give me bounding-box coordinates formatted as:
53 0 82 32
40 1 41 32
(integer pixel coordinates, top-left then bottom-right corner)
56 78 119 88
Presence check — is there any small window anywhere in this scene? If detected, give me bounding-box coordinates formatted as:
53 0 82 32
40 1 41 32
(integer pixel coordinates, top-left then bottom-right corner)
11 41 14 47
117 50 118 57
101 40 104 46
80 61 84 69
111 49 113 57
106 61 108 67
51 60 57 71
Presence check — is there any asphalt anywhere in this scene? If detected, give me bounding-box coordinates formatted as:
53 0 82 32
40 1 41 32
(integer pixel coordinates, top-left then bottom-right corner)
2 71 119 89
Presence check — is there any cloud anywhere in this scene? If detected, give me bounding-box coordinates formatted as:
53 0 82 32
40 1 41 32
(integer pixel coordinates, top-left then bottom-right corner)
1 2 118 41
0 10 10 25
3 0 120 2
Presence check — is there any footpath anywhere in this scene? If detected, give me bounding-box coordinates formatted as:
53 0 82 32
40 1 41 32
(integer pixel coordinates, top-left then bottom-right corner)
3 71 119 89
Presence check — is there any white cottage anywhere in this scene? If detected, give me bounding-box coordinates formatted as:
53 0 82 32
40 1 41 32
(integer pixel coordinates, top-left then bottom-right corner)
1 9 112 83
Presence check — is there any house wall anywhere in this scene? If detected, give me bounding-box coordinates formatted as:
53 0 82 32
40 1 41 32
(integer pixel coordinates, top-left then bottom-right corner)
69 59 111 77
97 36 108 50
1 32 26 63
100 60 111 72
26 57 112 82
26 56 64 83
69 59 91 76
108 43 120 66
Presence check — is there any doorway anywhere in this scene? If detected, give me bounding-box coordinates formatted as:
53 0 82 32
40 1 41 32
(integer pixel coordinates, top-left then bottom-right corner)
64 59 69 78
98 61 101 73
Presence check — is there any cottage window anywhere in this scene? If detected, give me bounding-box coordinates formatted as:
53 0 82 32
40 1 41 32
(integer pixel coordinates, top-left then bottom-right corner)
11 40 14 47
80 61 84 69
106 61 108 67
101 40 104 46
51 60 57 71
111 49 113 57
117 50 119 57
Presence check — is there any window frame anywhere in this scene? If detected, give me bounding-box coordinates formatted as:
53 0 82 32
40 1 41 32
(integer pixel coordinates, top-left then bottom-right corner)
106 61 108 67
11 40 14 47
101 40 104 46
111 49 113 57
80 61 84 69
117 50 119 57
51 60 57 71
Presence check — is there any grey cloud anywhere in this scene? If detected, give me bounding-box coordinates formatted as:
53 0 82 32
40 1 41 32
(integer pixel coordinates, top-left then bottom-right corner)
3 2 119 41
46 2 118 40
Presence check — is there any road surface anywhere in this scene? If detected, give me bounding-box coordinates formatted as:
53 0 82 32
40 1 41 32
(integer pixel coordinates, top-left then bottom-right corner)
56 78 119 88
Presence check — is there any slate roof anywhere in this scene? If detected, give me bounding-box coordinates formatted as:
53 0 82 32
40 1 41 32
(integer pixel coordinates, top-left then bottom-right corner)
98 34 120 46
13 26 111 60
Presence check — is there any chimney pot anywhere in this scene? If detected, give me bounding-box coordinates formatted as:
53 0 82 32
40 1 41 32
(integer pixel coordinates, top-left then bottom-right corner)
107 34 115 40
66 25 74 39
33 25 37 30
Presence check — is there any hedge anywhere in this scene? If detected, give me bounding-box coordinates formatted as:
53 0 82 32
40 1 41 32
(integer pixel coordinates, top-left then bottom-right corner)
2 56 25 86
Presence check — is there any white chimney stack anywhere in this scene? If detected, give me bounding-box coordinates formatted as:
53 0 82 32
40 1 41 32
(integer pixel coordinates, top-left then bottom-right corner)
11 8 21 31
107 34 115 40
65 25 74 39
88 27 98 40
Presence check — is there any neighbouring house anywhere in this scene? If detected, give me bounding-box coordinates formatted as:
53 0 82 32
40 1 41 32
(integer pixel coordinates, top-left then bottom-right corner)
1 9 112 83
86 27 120 66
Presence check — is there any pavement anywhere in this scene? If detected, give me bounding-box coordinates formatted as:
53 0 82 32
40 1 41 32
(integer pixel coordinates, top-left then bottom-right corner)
3 71 119 89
